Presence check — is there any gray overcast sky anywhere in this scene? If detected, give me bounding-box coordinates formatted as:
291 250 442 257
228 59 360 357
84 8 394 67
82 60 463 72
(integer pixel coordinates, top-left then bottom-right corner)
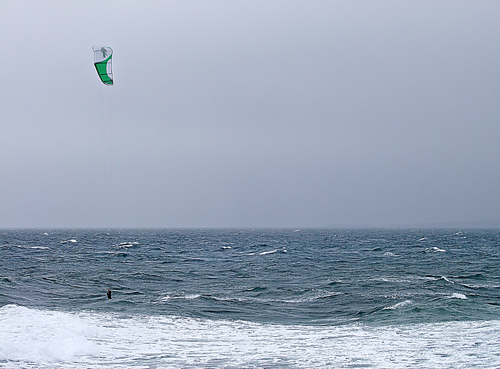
1 1 499 228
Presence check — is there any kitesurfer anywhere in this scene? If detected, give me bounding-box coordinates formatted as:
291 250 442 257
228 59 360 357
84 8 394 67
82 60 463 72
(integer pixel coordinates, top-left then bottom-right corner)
107 289 112 299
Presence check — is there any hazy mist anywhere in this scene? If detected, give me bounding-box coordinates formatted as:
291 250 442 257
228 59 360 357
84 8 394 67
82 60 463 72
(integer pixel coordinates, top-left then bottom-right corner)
1 1 499 228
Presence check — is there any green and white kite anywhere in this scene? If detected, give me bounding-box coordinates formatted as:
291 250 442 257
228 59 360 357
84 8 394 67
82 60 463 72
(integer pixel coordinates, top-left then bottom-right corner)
92 46 113 86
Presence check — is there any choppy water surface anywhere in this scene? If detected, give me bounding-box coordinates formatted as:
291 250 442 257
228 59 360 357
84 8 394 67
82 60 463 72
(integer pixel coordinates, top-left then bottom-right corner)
1 229 500 368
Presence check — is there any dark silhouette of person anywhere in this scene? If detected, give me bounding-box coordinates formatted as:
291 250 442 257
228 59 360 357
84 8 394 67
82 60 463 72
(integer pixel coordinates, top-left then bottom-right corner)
107 289 112 299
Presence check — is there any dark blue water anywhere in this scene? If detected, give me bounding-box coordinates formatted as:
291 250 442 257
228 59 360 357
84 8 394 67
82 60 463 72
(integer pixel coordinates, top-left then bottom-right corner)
1 229 500 368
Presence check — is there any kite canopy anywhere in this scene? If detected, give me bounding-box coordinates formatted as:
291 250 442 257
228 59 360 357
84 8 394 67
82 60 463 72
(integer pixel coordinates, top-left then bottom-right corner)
92 46 113 86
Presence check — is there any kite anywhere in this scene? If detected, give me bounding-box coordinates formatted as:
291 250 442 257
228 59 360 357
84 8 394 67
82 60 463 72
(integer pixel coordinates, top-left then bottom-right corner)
92 46 113 86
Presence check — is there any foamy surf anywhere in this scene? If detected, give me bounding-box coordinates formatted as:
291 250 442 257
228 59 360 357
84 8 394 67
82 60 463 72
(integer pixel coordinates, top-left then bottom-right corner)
0 305 98 364
1 305 500 368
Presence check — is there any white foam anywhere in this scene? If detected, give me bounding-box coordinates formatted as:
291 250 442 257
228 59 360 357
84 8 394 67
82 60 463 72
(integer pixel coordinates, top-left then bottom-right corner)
448 293 467 300
372 277 415 283
0 244 21 249
0 245 49 250
383 300 413 310
425 246 446 252
0 305 98 364
259 249 278 255
159 294 201 302
440 276 454 284
2 305 500 368
112 242 139 249
282 292 343 303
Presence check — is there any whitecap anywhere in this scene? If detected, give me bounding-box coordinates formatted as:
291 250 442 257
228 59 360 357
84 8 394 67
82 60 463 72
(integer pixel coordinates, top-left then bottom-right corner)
372 277 412 283
1 244 26 249
182 294 201 300
283 292 342 303
113 242 139 249
440 276 454 284
383 300 413 310
259 249 278 255
425 246 446 252
448 293 467 300
159 294 201 302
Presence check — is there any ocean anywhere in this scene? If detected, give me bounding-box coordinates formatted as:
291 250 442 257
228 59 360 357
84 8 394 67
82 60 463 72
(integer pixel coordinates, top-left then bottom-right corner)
1 228 499 368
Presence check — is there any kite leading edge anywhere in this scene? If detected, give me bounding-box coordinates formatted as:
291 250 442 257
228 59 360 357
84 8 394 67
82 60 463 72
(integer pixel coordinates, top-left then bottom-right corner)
93 46 113 86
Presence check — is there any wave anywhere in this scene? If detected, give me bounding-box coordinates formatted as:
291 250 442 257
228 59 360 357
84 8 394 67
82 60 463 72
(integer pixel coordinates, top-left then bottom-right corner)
383 300 414 310
459 282 500 290
453 273 485 280
281 292 343 304
0 305 98 363
371 276 436 283
425 246 446 252
112 242 139 249
439 276 454 284
126 271 164 281
259 249 279 255
0 244 49 250
247 248 287 256
159 294 201 302
2 304 500 368
202 291 343 305
447 293 467 300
